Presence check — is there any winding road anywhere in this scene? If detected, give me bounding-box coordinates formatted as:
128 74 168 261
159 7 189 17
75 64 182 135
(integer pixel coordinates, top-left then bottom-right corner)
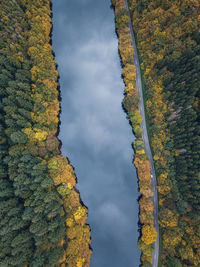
124 1 159 266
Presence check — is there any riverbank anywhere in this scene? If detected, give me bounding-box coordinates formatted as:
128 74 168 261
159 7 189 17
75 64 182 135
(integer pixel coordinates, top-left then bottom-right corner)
27 1 92 265
112 0 158 266
124 1 159 266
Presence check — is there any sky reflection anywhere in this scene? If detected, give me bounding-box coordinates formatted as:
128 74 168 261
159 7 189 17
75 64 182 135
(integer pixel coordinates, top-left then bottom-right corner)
52 0 140 266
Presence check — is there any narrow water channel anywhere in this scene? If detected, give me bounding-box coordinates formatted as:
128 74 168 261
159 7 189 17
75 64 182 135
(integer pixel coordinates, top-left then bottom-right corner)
52 1 140 266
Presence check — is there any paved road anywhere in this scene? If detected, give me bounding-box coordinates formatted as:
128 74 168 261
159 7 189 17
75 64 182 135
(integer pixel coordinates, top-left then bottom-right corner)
123 1 159 266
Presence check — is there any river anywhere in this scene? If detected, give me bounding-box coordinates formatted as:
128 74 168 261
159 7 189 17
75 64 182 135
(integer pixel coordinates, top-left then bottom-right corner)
52 0 140 266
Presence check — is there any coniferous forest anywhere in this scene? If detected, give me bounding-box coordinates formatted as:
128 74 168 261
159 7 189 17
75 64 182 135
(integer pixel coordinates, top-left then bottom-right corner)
127 0 200 266
113 0 200 266
0 0 91 266
0 0 200 266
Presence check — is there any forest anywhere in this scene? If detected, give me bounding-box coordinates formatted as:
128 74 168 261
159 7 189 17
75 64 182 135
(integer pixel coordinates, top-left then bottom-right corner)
112 0 157 266
0 0 91 266
127 0 200 266
112 0 200 266
1 0 200 266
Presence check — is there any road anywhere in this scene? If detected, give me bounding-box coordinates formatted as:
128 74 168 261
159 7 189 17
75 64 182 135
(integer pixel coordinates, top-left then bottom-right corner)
123 1 159 266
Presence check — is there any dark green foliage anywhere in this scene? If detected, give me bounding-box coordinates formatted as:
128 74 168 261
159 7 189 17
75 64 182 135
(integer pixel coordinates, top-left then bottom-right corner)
123 94 140 111
135 0 151 13
134 140 145 151
10 131 27 144
161 43 200 211
0 53 33 266
0 1 68 265
48 247 64 265
132 0 200 265
166 255 182 267
142 262 152 267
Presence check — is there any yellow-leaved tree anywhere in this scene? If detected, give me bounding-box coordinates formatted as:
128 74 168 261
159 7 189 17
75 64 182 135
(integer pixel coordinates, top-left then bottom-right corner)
141 225 157 245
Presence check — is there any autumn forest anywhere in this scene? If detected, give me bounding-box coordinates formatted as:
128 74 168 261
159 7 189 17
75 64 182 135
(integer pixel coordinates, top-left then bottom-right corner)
0 0 200 266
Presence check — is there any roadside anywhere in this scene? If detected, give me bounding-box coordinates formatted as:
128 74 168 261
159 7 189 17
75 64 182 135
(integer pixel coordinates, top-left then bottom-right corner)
123 0 159 266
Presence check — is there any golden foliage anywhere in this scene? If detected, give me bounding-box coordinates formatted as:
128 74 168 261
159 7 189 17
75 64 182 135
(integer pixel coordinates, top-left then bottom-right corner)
141 225 157 245
139 196 154 213
48 156 76 187
134 156 151 184
22 127 48 142
74 206 88 224
159 209 179 228
25 0 92 264
140 212 154 225
122 63 137 85
118 27 134 65
163 231 181 249
113 1 157 265
114 0 126 14
136 149 145 155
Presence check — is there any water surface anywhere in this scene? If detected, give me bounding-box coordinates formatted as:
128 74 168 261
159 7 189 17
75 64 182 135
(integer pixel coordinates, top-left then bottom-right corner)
52 0 140 266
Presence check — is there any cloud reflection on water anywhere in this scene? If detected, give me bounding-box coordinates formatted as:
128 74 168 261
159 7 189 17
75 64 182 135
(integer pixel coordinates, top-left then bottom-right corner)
52 0 140 266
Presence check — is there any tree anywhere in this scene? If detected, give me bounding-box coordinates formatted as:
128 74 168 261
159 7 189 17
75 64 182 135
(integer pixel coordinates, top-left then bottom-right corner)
141 225 157 245
10 131 27 144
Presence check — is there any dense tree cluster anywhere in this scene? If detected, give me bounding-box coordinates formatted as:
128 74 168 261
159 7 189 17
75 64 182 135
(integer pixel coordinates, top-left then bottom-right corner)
112 0 157 265
0 0 91 266
128 0 200 266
